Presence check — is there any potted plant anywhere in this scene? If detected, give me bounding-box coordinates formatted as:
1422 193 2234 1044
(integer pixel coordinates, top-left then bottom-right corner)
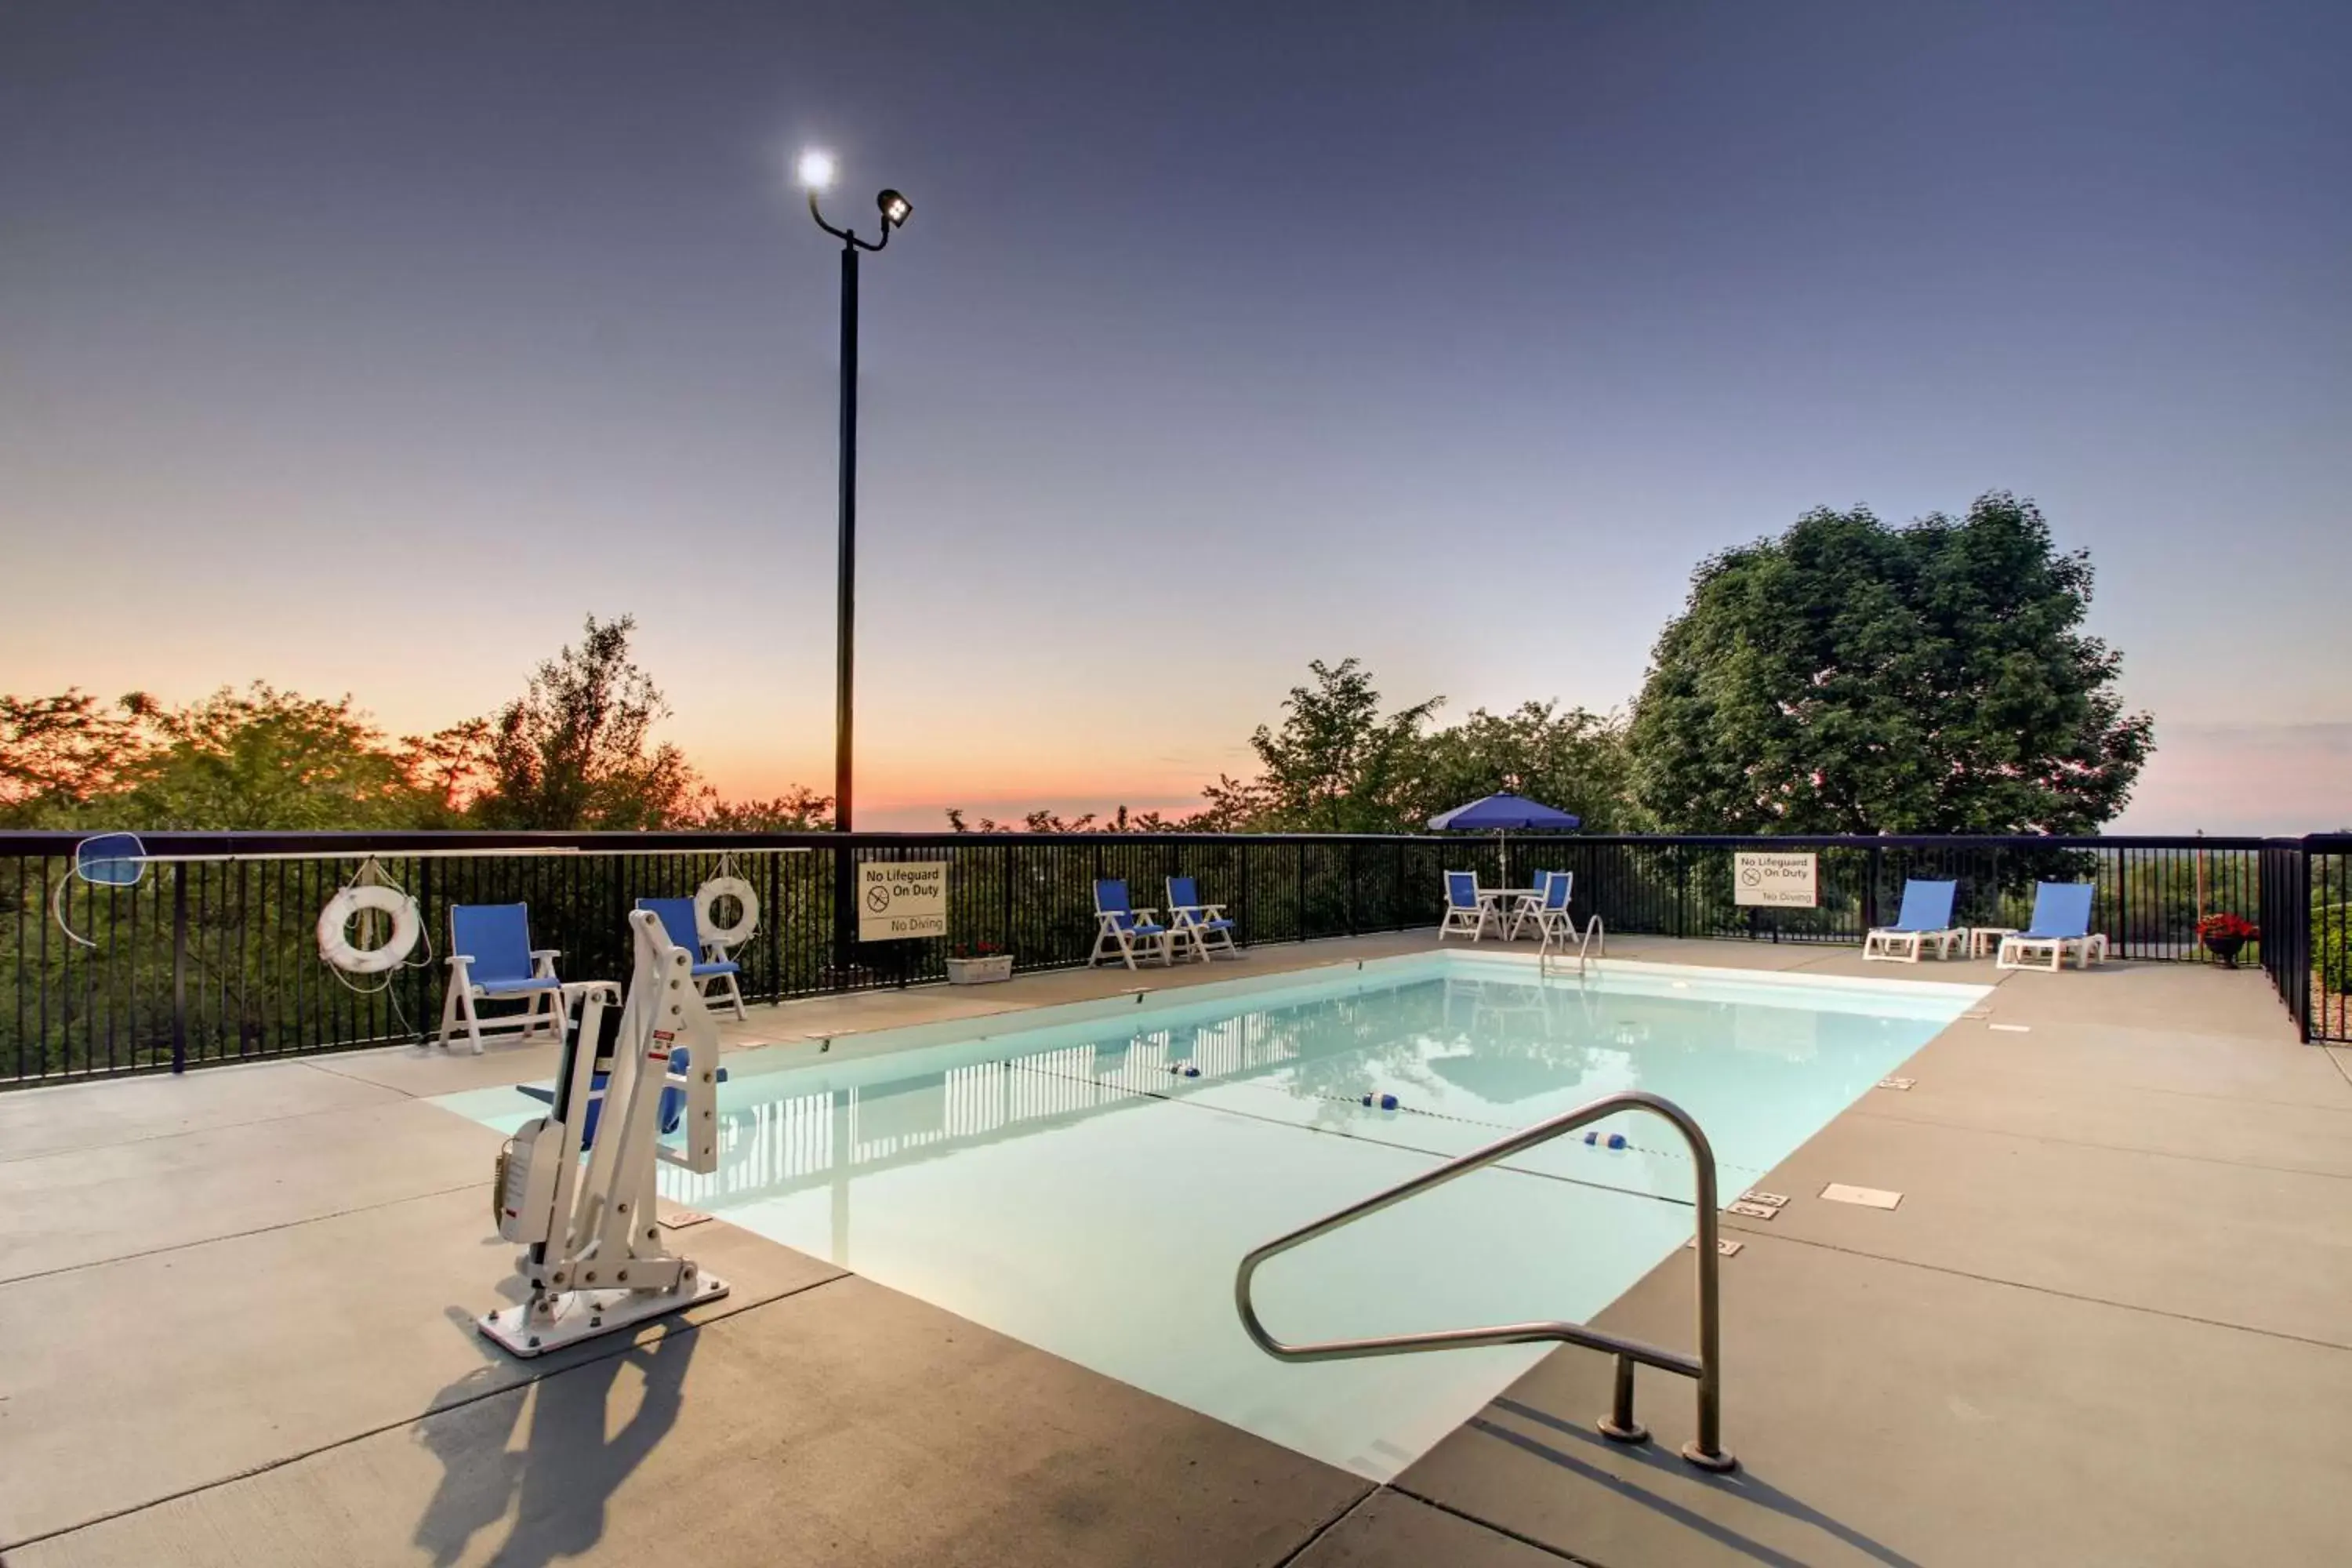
2197 913 2259 969
946 941 1014 985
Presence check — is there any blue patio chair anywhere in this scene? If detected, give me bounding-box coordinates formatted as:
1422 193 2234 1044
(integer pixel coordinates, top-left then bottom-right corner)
1508 869 1577 941
636 897 749 1020
1864 880 1963 964
1165 875 1240 962
1439 869 1498 942
1090 879 1173 970
1997 884 2107 972
437 903 565 1054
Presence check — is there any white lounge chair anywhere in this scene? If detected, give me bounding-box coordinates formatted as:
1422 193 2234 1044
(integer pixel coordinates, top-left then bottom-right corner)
1090 879 1173 969
437 902 566 1054
1863 880 1964 963
1508 870 1577 941
635 896 748 1019
1996 883 2108 972
1439 870 1497 941
1165 876 1240 961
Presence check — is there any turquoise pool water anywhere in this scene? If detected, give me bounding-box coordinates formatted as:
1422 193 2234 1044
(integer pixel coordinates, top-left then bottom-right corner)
436 954 1984 1479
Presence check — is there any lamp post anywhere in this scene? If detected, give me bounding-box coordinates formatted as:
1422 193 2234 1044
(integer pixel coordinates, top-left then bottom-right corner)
797 148 912 837
799 150 911 982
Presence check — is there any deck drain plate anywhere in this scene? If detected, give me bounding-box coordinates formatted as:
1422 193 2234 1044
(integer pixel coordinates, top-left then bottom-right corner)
1820 1183 1902 1210
1727 1200 1780 1220
1686 1236 1745 1257
1737 1190 1788 1209
1988 1023 2031 1033
1878 1076 1916 1091
658 1209 715 1230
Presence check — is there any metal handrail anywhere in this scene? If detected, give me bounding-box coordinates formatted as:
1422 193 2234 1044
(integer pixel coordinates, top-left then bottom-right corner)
1537 913 1605 979
1233 1089 1736 1471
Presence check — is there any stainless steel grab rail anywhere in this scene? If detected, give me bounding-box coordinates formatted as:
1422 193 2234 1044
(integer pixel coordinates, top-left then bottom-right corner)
1538 913 1604 979
1233 1089 1736 1472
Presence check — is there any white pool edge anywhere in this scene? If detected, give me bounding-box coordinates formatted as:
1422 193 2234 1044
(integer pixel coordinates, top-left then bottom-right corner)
720 946 1992 1080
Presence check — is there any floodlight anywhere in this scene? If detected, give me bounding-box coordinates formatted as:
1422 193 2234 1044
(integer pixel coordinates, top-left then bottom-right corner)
877 188 912 228
797 149 837 191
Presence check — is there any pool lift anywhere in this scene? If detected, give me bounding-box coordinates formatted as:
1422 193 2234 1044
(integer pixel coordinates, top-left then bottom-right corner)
478 908 729 1357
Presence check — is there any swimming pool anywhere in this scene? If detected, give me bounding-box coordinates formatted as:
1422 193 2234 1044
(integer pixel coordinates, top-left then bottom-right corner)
437 953 1986 1480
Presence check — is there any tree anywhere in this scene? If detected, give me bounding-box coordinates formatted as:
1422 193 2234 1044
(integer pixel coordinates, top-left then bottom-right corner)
0 691 158 826
111 685 419 830
1399 701 1644 830
1626 493 2154 834
470 615 700 829
946 804 1187 833
699 786 833 832
1197 658 1441 833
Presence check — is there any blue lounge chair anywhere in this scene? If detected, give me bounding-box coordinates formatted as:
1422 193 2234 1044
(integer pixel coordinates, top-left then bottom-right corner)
1439 869 1498 941
1864 880 1963 963
1508 869 1577 941
437 903 565 1054
636 897 749 1020
1998 883 2107 972
1165 876 1240 962
1090 879 1172 969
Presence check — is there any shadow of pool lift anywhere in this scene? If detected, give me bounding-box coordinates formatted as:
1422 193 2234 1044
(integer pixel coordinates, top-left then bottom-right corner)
480 908 731 1357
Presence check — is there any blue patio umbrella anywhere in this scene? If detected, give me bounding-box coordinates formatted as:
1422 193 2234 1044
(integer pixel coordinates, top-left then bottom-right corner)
1428 792 1581 886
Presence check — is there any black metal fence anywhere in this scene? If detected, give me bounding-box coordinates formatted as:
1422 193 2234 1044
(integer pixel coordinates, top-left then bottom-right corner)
1 828 2340 1086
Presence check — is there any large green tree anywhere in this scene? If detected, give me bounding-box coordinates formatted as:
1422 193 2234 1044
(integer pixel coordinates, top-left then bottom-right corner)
1196 658 1441 833
1398 700 1642 830
114 686 418 829
467 615 700 830
1627 493 2153 834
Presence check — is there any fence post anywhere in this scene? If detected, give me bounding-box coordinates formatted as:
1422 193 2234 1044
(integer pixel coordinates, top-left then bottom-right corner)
170 863 189 1074
1346 840 1359 935
1294 842 1306 942
2299 844 2313 1044
1240 840 1254 947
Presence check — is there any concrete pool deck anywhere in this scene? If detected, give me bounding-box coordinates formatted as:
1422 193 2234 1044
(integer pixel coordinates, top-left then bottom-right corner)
2 934 2347 1564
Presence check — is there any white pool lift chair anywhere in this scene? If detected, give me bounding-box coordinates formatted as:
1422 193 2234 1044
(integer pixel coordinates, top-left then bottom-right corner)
1863 880 1965 963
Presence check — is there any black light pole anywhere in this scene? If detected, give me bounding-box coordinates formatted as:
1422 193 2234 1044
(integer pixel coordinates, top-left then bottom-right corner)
800 150 912 834
800 151 911 977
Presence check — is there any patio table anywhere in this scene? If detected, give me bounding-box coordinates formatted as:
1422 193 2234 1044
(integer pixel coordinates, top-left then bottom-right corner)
1966 926 2018 959
1477 888 1545 938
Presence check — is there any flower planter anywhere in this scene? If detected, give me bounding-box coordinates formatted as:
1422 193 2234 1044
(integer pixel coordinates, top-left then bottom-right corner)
946 953 1014 985
2202 934 2246 969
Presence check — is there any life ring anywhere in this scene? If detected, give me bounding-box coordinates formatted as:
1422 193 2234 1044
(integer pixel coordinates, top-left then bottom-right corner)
695 875 758 947
318 885 422 975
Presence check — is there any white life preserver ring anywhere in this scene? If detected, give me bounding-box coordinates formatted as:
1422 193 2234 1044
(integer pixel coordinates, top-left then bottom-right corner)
318 885 422 975
695 875 759 947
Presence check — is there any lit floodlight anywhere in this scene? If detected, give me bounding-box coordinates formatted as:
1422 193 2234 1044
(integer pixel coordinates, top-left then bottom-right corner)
877 188 912 228
797 149 837 191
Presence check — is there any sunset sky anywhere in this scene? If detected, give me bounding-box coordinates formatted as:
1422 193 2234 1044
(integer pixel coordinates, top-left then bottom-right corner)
4 2 2347 833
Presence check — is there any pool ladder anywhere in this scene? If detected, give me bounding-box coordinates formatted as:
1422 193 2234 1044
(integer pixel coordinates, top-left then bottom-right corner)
1537 913 1606 980
1232 1089 1736 1472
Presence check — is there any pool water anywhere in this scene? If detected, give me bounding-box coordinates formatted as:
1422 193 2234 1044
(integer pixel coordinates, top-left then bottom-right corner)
436 955 1984 1480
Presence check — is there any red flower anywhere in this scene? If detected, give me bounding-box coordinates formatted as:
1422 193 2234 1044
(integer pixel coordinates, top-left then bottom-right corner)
2198 913 2259 941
